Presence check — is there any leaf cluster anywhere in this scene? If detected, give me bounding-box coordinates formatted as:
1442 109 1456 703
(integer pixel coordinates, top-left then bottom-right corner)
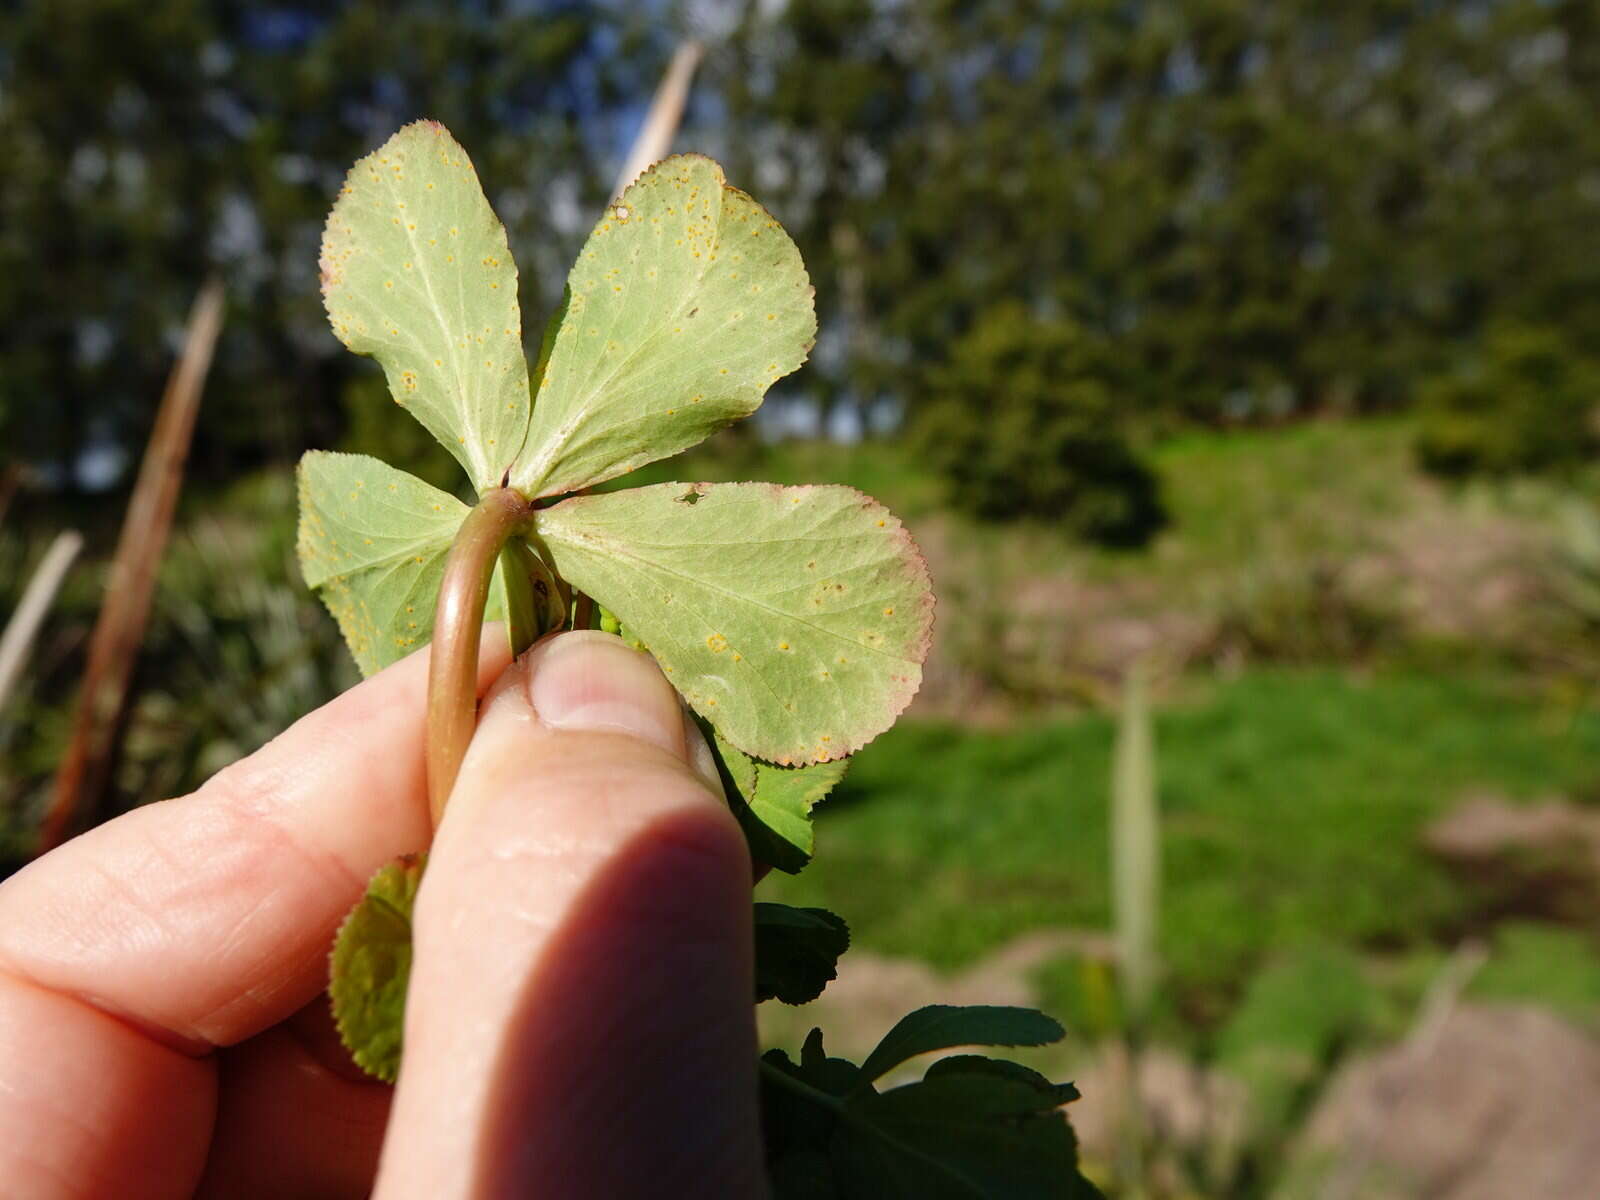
760 1008 1100 1199
301 122 1087 1194
329 852 426 1084
300 122 932 769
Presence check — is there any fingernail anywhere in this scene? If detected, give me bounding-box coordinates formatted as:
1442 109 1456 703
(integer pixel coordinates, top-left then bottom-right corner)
527 631 686 759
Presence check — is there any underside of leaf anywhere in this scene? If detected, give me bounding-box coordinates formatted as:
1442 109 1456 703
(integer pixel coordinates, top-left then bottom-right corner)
329 853 426 1084
296 450 468 675
755 903 851 1005
510 155 816 498
858 1006 1066 1083
320 120 531 492
713 728 847 873
534 482 935 764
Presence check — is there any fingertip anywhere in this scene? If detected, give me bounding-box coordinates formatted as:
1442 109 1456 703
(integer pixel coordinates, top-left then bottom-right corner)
527 630 688 759
682 707 728 800
374 634 765 1198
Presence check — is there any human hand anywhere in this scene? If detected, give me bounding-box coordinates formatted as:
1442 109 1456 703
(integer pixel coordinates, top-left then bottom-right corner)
0 630 768 1198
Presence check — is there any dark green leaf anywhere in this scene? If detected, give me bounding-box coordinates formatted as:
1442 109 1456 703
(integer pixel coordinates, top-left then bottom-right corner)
760 1037 862 1163
768 1149 840 1200
858 1006 1064 1083
756 903 850 1005
762 1051 836 1158
924 1055 1081 1106
708 723 758 800
761 1026 1097 1199
836 1072 1099 1199
800 1028 864 1096
329 853 425 1083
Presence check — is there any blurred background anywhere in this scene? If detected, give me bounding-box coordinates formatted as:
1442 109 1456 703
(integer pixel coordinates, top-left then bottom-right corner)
4 1 1600 1194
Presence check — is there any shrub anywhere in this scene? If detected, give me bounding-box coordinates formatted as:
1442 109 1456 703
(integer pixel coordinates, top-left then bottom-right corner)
1415 323 1600 479
914 302 1167 545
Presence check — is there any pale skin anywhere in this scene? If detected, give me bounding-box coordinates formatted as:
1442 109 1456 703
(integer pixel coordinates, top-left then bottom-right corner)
0 630 770 1198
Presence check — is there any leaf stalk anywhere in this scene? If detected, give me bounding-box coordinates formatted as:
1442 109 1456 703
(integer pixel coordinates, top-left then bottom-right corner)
426 486 536 825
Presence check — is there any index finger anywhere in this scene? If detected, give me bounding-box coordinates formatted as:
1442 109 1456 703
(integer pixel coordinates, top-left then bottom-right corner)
0 627 513 1052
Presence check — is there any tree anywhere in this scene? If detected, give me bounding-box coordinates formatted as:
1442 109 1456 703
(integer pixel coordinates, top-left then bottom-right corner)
720 0 1600 431
0 0 657 488
914 301 1166 544
1415 323 1600 480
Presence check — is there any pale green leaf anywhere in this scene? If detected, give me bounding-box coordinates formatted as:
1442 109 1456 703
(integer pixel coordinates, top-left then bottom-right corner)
510 156 815 498
713 729 846 873
320 120 531 491
858 1006 1065 1083
535 482 934 764
297 451 468 675
329 853 426 1084
299 447 544 675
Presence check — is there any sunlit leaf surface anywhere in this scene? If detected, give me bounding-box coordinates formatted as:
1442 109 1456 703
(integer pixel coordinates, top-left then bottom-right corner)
511 156 815 498
321 121 531 492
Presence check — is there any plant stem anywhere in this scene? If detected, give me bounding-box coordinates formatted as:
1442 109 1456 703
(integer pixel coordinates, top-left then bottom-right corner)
426 486 535 825
497 539 542 654
758 1059 845 1112
572 590 595 631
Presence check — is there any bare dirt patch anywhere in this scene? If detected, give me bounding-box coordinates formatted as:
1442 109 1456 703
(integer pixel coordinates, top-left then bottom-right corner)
1425 794 1600 925
1295 1004 1600 1200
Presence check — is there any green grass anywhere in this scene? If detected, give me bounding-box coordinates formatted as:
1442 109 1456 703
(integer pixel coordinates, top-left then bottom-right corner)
761 666 1600 1026
1469 923 1600 1023
1147 417 1417 565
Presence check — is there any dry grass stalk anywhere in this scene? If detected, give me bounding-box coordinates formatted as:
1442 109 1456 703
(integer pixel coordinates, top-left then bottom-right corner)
39 279 225 851
1114 658 1160 1023
0 530 85 716
611 40 704 199
1112 658 1161 1196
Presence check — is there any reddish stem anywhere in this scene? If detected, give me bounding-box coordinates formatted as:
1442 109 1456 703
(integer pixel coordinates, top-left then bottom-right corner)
426 487 535 825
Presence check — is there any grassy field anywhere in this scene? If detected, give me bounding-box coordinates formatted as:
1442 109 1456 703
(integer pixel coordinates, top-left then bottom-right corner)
9 412 1600 1198
17 415 1600 1061
760 665 1600 1038
510 421 1600 1053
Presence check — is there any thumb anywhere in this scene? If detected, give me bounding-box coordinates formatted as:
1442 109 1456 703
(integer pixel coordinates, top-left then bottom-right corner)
374 631 768 1200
